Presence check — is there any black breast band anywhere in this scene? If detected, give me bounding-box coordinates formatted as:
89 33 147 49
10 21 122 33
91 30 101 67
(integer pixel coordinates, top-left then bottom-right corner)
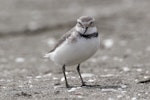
78 32 98 39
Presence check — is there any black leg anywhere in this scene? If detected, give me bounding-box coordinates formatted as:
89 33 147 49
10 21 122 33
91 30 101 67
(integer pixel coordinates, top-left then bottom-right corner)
62 65 70 88
77 64 86 86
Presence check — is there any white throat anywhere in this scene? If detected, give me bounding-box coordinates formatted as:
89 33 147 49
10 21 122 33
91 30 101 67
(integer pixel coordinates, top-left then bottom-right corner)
75 26 97 35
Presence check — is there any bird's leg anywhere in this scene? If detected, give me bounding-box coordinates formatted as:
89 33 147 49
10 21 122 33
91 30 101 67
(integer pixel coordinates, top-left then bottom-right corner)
77 64 86 86
62 65 71 88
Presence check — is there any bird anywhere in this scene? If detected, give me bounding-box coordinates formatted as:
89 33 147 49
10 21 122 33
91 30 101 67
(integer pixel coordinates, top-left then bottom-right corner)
44 16 100 88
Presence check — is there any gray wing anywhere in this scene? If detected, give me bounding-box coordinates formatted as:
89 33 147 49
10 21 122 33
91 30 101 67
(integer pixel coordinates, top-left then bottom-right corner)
48 28 75 53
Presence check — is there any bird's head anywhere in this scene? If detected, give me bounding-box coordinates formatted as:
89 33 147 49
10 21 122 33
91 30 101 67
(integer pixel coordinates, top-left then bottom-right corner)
76 16 97 35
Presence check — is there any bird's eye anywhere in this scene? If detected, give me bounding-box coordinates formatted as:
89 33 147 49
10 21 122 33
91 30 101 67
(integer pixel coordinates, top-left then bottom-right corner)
90 22 94 26
78 22 84 28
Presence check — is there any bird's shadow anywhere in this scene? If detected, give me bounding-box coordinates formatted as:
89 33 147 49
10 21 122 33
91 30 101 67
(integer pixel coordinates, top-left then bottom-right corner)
80 84 123 89
58 84 126 90
138 79 150 84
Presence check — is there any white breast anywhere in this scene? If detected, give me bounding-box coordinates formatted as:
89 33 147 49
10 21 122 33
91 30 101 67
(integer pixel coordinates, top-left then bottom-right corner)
49 36 100 66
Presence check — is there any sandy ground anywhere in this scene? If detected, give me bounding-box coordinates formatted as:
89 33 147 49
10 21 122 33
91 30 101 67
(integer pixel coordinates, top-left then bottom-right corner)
0 0 150 99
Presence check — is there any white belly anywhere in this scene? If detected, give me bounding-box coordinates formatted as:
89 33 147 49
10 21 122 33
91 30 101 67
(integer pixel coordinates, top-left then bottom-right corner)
49 37 100 66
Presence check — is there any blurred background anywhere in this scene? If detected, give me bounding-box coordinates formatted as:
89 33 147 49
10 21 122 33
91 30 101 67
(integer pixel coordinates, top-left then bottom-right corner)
0 0 150 99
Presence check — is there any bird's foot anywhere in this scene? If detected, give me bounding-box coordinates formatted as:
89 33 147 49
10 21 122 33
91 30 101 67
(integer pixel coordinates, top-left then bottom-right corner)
66 84 72 88
81 82 87 87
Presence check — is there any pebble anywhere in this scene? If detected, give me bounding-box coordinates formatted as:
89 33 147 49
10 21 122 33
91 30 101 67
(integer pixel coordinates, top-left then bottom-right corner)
102 39 114 49
15 57 25 63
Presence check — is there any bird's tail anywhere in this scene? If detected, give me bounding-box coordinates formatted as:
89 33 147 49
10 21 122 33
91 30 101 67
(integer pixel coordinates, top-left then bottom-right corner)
43 53 51 58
